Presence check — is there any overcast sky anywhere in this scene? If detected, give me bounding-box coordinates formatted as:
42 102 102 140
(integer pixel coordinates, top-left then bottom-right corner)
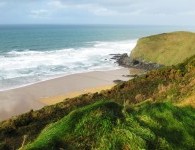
0 0 194 25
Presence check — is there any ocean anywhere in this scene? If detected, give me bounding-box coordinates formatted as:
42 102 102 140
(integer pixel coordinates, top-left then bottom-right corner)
0 25 194 90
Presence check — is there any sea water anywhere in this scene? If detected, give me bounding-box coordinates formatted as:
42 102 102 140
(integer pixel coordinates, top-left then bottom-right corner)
0 25 194 90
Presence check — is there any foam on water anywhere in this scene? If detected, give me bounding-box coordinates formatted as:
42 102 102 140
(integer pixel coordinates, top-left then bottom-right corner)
0 40 137 91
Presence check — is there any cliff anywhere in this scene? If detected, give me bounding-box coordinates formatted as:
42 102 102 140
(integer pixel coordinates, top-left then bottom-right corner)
130 31 195 66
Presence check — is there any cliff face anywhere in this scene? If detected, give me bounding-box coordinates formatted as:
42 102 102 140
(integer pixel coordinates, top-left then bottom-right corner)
130 31 195 66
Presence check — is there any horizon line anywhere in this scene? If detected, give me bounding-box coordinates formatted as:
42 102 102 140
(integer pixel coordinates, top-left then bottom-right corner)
0 24 194 27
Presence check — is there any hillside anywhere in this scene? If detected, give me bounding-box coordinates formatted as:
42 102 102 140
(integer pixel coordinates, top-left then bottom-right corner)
130 31 195 66
0 54 195 149
24 101 195 150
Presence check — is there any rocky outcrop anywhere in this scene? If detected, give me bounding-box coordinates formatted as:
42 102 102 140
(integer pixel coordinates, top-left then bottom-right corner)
111 53 164 71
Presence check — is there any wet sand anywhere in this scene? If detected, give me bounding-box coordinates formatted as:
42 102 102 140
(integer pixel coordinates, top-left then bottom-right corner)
0 68 143 121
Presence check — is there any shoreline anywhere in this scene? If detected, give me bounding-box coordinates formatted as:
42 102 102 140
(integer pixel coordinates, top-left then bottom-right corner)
0 39 138 92
0 67 143 121
0 66 123 92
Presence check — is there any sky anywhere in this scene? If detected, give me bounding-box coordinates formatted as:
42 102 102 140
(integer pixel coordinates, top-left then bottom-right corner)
0 0 194 25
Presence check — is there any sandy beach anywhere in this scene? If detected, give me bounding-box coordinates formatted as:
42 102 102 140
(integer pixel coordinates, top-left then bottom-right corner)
0 68 143 121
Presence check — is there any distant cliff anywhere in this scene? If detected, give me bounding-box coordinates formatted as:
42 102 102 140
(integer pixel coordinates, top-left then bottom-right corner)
130 31 195 66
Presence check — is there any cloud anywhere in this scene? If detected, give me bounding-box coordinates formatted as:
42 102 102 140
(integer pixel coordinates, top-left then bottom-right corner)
48 0 67 9
30 9 50 18
46 0 147 15
47 0 146 17
52 0 195 16
47 1 117 16
179 10 195 16
73 4 118 16
0 0 195 25
91 6 117 16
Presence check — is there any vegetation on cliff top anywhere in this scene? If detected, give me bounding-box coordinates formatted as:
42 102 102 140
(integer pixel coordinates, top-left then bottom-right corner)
0 55 195 149
130 31 195 66
24 101 195 150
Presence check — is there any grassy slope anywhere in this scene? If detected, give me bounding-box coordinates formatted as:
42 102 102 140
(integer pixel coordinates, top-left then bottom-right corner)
1 55 195 150
130 31 195 66
24 101 195 150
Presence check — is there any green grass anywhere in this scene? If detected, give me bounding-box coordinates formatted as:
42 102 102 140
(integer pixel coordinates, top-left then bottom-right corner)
23 101 195 150
130 31 195 66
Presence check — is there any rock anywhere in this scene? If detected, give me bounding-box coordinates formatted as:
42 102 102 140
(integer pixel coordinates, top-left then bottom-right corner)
115 53 131 66
110 53 164 71
122 74 138 78
113 80 124 84
132 59 140 65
